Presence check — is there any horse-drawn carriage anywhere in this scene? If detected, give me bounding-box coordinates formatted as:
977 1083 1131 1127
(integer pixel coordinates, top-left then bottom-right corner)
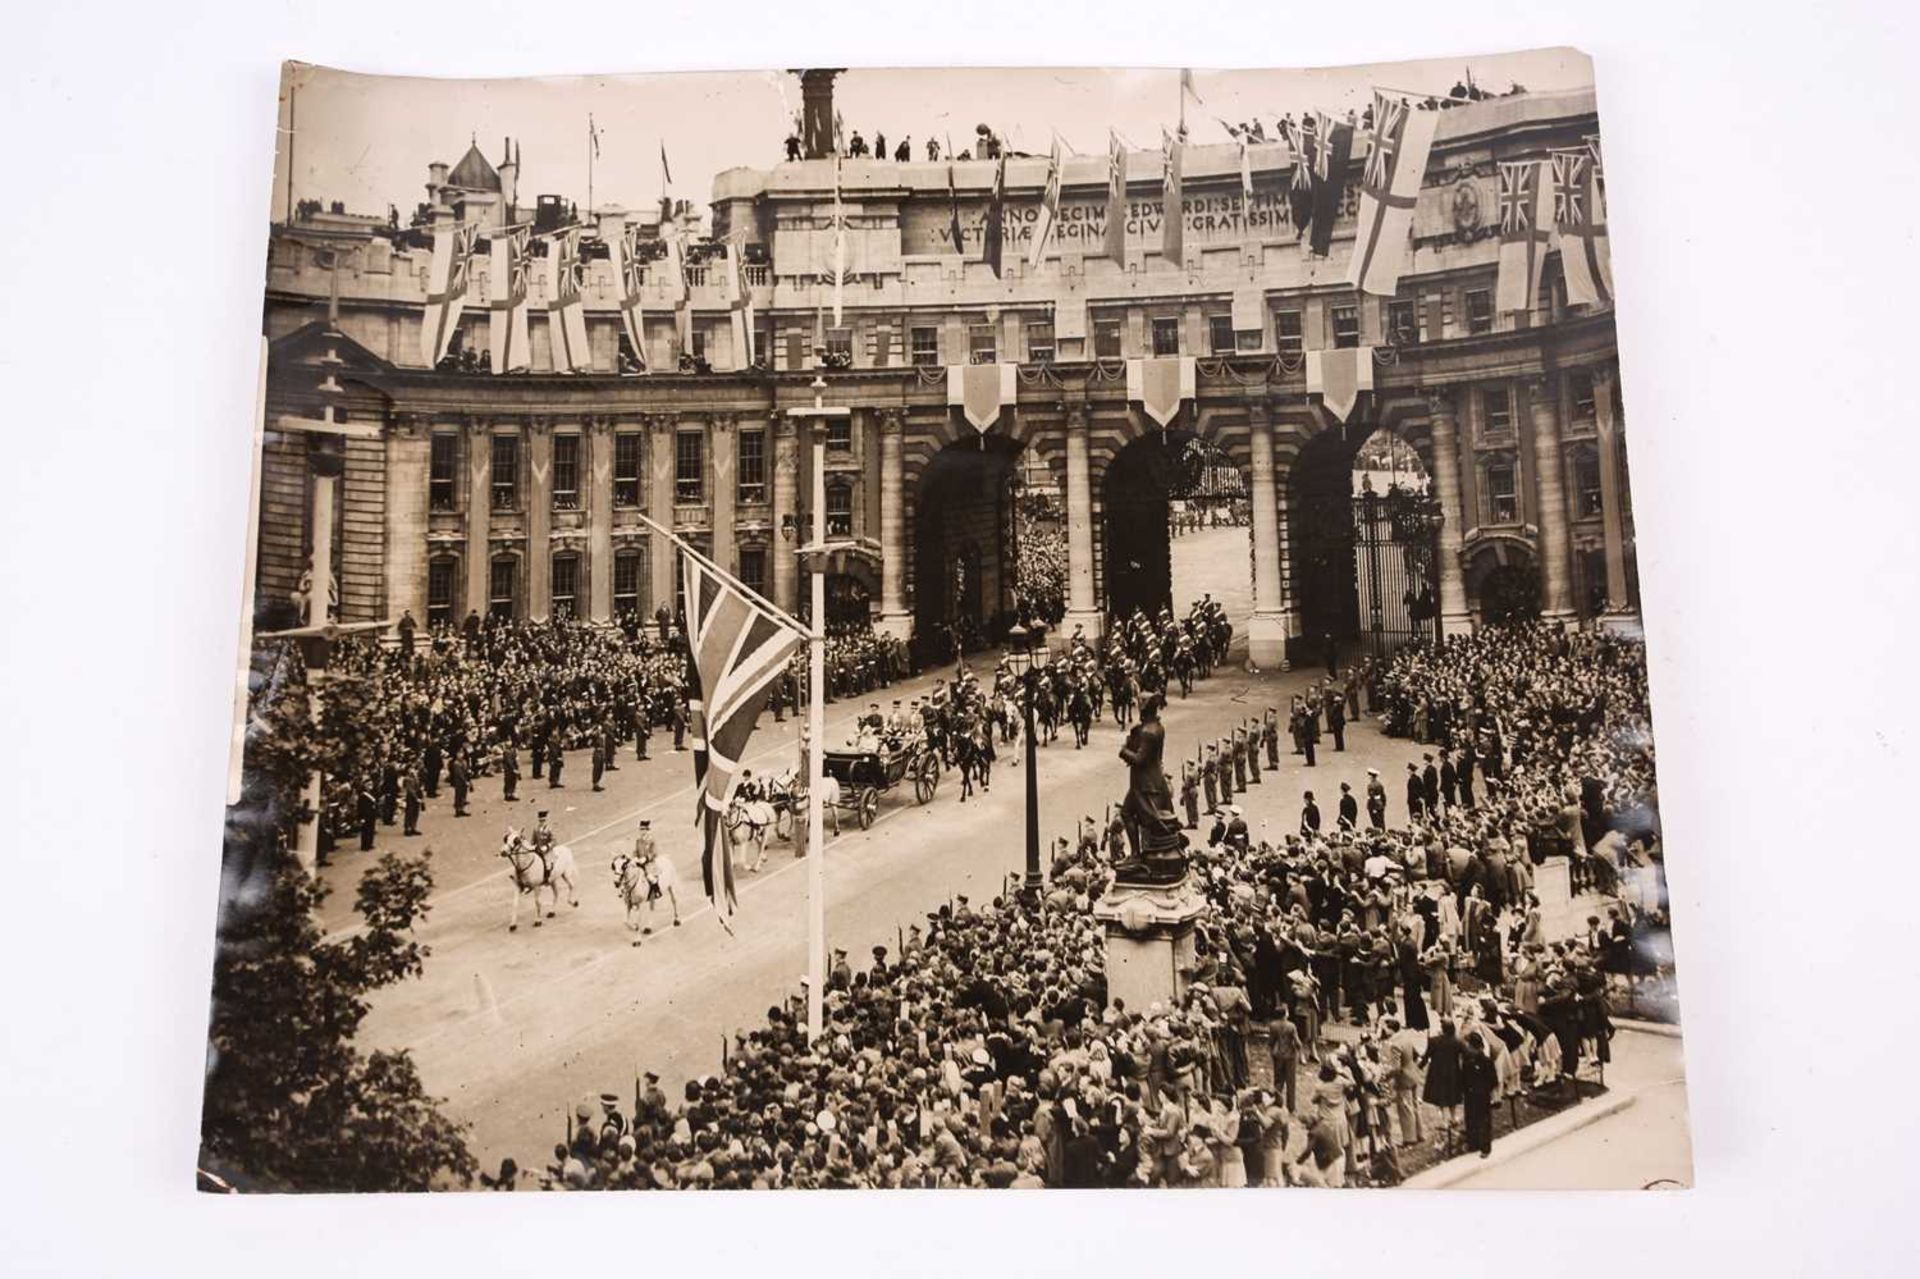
821 737 941 829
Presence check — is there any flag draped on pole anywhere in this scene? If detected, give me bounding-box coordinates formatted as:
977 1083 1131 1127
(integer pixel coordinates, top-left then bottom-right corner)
832 154 847 325
1346 92 1440 297
420 222 474 368
946 161 966 259
682 551 804 912
1552 151 1613 307
545 226 591 373
615 223 648 370
1105 131 1128 266
1027 137 1062 270
1160 131 1184 266
660 203 690 361
983 153 1008 277
1308 113 1353 257
726 242 757 369
1288 122 1316 238
1495 159 1552 315
488 225 532 375
660 142 674 188
1238 135 1254 205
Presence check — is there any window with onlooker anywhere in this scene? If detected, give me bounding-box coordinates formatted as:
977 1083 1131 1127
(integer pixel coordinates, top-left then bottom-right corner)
1572 444 1604 518
1465 288 1494 334
613 549 643 617
1331 304 1360 349
968 322 997 365
552 434 580 509
1093 316 1124 359
738 428 767 504
491 433 519 511
1569 369 1597 424
429 432 459 511
826 326 853 363
551 552 579 619
910 326 939 366
1208 314 1235 355
826 480 853 536
675 430 704 504
1026 320 1055 364
427 556 456 627
614 432 642 506
1151 316 1181 356
1388 300 1418 347
1484 460 1519 524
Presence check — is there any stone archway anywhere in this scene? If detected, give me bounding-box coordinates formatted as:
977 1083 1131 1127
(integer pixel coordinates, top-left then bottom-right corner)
1100 431 1190 621
911 434 1024 662
1466 541 1542 624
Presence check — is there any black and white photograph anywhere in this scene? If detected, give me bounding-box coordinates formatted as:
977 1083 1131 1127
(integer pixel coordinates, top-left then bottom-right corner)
205 51 1682 1194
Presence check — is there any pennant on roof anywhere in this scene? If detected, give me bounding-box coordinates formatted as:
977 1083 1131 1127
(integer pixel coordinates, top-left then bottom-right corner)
615 224 648 371
1127 356 1196 427
1027 138 1062 270
1238 136 1254 205
682 551 804 912
1105 131 1129 265
1306 346 1374 423
1161 131 1185 266
545 227 591 373
947 161 966 259
1552 151 1613 308
1307 113 1353 257
983 154 1008 278
1346 93 1440 297
421 222 475 368
1496 159 1552 315
488 226 532 375
947 362 1017 432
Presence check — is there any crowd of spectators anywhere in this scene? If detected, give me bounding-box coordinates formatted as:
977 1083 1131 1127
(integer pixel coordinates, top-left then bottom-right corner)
518 620 1656 1191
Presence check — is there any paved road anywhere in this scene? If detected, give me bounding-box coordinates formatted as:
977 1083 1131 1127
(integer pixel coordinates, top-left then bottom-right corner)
324 529 1429 1169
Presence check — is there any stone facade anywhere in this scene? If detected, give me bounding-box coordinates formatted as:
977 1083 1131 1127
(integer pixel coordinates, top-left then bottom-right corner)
258 87 1639 659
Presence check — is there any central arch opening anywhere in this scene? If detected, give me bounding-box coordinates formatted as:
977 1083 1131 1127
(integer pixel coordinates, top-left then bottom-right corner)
1102 431 1252 632
913 434 1024 662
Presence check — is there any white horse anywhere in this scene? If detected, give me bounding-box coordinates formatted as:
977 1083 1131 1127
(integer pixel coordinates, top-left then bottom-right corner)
500 827 579 931
769 765 842 839
610 851 681 943
727 796 780 873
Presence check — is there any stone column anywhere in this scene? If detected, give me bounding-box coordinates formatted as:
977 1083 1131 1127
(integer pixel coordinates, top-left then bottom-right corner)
1528 378 1574 618
876 407 911 640
1246 402 1287 668
709 414 736 574
647 414 677 617
586 416 615 622
464 417 491 619
1062 403 1101 639
526 417 553 621
1592 367 1632 615
383 413 431 626
1426 390 1473 635
771 416 800 615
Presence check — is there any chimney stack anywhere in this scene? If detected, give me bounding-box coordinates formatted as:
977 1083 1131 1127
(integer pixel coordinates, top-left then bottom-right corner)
797 69 843 160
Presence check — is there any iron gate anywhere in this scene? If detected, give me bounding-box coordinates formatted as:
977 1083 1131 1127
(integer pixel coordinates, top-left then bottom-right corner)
1351 483 1443 660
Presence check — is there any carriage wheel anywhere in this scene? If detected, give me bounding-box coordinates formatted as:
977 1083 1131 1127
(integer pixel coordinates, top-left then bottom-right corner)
859 787 879 829
913 757 938 804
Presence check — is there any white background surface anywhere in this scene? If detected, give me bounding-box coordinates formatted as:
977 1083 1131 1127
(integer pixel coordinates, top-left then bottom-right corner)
1 2 1914 1274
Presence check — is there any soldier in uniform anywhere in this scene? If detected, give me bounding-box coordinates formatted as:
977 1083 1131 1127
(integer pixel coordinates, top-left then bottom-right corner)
1325 686 1347 752
1300 791 1322 835
1366 768 1388 830
1245 719 1261 785
1232 727 1248 791
356 777 379 851
531 810 556 855
1263 709 1280 771
402 772 423 836
449 748 470 818
1337 782 1359 831
1201 745 1219 815
501 739 519 801
548 726 566 788
1180 758 1200 830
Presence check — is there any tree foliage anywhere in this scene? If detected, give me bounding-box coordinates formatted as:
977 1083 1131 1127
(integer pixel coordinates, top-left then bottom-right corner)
198 641 474 1193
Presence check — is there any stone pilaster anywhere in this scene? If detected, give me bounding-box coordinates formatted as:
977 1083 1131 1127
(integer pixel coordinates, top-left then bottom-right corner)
1426 390 1473 635
526 416 553 620
1062 402 1101 640
586 415 615 622
1246 401 1287 668
383 412 431 627
771 416 800 615
876 407 911 640
464 416 491 620
646 413 677 617
709 413 736 575
1527 378 1574 618
1592 367 1633 616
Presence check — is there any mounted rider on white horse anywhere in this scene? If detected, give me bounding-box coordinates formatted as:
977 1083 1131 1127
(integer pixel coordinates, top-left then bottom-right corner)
500 809 579 931
610 819 680 943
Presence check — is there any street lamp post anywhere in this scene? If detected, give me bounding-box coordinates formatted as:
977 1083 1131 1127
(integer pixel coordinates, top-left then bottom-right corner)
1006 619 1047 898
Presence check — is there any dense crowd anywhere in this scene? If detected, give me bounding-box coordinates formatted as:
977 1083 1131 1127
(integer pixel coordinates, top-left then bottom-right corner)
517 620 1658 1191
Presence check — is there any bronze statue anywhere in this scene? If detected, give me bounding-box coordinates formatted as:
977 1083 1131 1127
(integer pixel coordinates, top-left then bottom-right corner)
1116 693 1187 882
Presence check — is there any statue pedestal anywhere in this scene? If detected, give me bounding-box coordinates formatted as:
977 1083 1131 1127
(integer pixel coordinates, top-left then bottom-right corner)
1091 873 1208 1015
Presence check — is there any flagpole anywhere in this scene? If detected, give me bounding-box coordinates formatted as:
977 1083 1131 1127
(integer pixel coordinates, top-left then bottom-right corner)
800 378 831 1043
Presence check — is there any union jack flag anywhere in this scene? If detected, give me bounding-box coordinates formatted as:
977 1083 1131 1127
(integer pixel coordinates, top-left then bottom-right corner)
502 227 531 308
1314 112 1338 181
1363 94 1405 190
1498 161 1538 237
1551 152 1589 229
682 551 804 911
